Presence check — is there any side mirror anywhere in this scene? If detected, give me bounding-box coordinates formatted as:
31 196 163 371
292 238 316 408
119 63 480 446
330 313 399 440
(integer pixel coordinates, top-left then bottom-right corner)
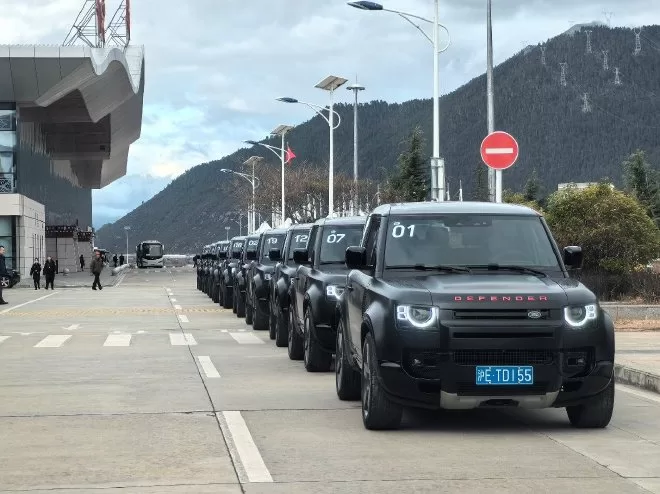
246 250 257 261
346 246 367 270
563 246 583 270
269 248 282 261
293 248 309 265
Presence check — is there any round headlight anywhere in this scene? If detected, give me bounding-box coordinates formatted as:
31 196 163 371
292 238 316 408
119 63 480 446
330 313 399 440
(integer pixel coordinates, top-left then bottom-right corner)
408 307 433 324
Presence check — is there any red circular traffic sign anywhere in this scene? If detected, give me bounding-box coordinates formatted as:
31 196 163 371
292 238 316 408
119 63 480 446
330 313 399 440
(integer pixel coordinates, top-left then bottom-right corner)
480 131 519 170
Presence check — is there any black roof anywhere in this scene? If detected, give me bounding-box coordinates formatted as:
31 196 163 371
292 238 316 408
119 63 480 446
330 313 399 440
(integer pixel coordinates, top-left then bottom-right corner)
314 215 368 227
371 201 541 217
246 233 261 239
289 222 314 231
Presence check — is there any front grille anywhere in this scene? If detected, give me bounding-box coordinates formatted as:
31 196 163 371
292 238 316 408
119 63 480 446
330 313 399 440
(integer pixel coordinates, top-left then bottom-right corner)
453 349 555 366
453 309 550 320
456 382 549 396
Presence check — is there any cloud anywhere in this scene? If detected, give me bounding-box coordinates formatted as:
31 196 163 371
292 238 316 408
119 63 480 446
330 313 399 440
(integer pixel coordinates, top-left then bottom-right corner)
2 0 660 224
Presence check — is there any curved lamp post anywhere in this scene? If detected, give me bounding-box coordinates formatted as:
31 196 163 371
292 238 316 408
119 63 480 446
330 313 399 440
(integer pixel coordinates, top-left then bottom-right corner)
220 165 261 233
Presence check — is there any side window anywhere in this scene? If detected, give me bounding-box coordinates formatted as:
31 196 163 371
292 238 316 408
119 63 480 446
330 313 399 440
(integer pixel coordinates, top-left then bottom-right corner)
364 216 381 267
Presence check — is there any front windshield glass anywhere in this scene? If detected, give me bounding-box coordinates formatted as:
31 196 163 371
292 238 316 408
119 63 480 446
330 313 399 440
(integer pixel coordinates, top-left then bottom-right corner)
261 234 286 261
231 240 244 255
319 225 365 263
287 229 311 260
383 214 560 270
246 238 259 252
143 244 163 257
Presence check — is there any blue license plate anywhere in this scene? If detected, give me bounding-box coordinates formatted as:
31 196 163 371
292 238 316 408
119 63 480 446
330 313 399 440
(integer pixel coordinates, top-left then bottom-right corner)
475 366 534 385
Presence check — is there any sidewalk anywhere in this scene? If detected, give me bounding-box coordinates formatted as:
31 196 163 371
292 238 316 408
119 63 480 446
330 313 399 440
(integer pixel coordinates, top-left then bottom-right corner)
13 267 123 289
615 331 660 394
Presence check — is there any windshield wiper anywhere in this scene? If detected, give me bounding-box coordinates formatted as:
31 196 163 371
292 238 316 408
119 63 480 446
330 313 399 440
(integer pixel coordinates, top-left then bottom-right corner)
467 264 548 277
387 264 471 273
319 261 346 265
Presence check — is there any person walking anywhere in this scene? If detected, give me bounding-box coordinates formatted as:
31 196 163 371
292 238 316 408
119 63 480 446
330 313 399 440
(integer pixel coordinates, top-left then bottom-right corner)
79 254 85 271
0 245 8 305
43 256 56 290
91 250 104 290
113 254 118 268
30 258 42 290
119 254 125 265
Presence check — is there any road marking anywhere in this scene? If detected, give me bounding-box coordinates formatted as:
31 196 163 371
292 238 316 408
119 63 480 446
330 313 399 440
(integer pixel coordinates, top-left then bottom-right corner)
0 335 10 345
104 334 132 346
617 383 660 405
63 324 80 331
34 335 71 348
178 314 189 323
221 411 272 483
0 291 59 314
198 356 220 378
484 147 514 154
230 332 264 345
169 333 197 345
174 305 182 310
221 329 228 333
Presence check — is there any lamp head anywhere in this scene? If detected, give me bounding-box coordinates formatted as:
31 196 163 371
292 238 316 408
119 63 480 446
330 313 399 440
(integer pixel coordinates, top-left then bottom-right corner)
347 1 383 10
244 140 258 145
276 97 298 103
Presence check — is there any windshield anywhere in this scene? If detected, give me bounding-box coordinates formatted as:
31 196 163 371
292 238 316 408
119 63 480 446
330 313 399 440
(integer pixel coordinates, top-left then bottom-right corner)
287 230 311 260
383 214 561 270
261 234 286 261
319 225 365 263
143 243 163 257
231 240 244 254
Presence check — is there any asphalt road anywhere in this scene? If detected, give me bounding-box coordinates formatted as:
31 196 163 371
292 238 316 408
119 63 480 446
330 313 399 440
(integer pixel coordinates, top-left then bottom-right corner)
1 267 660 493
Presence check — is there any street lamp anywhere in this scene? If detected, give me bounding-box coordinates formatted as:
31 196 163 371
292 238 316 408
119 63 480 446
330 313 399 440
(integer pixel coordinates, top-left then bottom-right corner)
346 81 365 214
245 123 294 226
486 0 498 202
277 74 347 217
220 162 262 233
225 226 230 241
123 226 130 265
347 1 451 201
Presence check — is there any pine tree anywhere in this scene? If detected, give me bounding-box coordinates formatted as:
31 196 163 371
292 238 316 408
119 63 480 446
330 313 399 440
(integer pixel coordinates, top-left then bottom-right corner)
472 163 489 201
523 168 541 202
384 126 429 202
623 150 660 227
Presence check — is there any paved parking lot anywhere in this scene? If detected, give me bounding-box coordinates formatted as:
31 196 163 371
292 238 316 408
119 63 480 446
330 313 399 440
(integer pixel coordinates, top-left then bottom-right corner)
1 267 660 493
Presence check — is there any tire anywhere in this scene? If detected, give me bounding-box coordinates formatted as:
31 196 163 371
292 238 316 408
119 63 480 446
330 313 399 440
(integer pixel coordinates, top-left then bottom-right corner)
361 333 402 430
236 288 246 318
268 307 277 340
218 283 224 306
252 294 269 331
222 284 232 309
566 379 615 428
303 308 332 372
335 319 361 400
288 306 304 360
245 293 253 325
274 300 288 348
232 284 238 314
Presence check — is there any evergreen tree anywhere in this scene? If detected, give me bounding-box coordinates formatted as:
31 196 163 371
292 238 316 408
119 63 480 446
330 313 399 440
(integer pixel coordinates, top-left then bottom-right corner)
623 150 660 227
472 164 489 201
523 168 541 202
384 126 429 202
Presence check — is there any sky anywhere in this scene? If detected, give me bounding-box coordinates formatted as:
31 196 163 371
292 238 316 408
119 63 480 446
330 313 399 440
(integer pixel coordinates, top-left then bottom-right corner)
1 0 659 227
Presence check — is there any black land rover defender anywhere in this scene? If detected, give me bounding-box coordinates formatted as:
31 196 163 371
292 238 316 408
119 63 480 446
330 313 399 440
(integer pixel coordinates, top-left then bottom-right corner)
246 228 288 332
335 202 615 431
268 223 313 347
212 241 229 304
235 234 261 319
289 216 367 371
221 236 246 309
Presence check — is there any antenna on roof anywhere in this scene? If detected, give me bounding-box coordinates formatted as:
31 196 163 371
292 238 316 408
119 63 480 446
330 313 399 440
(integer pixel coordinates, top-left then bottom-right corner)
106 0 131 49
63 0 105 47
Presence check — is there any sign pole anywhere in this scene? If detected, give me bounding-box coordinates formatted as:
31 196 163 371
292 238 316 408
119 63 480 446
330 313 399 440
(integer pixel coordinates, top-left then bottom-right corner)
480 131 519 200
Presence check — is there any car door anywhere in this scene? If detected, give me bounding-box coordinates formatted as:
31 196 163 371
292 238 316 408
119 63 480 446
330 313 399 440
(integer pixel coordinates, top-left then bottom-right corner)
295 225 317 329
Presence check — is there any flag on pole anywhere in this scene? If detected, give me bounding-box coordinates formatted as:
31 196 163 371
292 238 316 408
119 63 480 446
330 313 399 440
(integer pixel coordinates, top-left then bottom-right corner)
285 145 296 164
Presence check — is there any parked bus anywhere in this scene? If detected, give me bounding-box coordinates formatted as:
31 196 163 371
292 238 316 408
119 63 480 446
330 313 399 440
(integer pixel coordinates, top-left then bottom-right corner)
136 240 164 268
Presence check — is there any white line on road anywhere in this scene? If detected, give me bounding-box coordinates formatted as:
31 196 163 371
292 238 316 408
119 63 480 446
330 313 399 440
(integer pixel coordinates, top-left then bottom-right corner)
484 147 514 154
230 332 264 345
0 335 10 345
63 324 80 330
178 314 189 323
617 383 660 405
174 304 182 310
0 291 59 314
169 333 197 346
34 335 71 348
221 411 272 483
221 329 228 333
197 356 220 378
104 334 132 346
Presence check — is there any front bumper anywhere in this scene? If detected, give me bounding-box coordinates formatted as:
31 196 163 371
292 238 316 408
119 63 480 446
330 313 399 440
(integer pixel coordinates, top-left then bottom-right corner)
372 319 614 410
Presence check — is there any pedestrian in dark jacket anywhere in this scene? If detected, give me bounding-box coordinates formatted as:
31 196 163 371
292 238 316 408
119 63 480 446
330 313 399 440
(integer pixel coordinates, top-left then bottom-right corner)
119 254 125 265
113 254 118 267
80 254 85 271
43 256 56 289
0 245 8 305
30 259 42 289
90 250 104 290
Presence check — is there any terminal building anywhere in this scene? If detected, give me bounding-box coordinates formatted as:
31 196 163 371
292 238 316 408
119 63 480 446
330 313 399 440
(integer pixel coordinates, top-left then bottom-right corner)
0 44 144 277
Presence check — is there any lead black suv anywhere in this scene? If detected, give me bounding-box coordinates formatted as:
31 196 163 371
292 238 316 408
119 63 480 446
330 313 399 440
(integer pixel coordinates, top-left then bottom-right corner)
335 202 615 430
268 223 313 346
220 236 246 309
212 241 230 303
235 234 261 319
246 228 288 332
289 215 367 371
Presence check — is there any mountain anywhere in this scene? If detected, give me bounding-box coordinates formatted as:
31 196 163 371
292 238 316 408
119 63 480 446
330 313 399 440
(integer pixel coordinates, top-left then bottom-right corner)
96 24 660 254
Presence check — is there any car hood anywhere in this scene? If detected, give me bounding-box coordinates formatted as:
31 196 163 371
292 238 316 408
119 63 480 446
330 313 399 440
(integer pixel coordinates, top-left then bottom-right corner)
387 274 570 308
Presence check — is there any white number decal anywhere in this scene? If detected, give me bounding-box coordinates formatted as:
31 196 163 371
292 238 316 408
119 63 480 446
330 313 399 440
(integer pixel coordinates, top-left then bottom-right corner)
294 234 308 243
267 237 278 244
249 240 258 246
326 233 346 243
233 243 242 249
392 224 416 238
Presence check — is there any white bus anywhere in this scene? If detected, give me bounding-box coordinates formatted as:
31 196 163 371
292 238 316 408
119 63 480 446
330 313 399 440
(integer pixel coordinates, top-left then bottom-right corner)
136 240 164 268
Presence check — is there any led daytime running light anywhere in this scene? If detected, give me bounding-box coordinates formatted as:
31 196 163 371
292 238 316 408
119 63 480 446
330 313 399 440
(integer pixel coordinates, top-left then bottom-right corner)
564 304 597 327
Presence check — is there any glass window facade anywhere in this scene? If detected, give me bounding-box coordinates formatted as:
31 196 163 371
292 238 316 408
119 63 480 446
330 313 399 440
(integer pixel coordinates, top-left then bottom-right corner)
0 216 14 270
0 104 16 194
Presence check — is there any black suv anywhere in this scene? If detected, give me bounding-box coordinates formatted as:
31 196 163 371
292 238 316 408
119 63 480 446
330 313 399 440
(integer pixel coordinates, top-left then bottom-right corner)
0 269 20 289
235 234 261 319
220 236 246 309
335 202 615 430
211 241 229 303
268 223 313 346
289 216 367 371
245 228 288 332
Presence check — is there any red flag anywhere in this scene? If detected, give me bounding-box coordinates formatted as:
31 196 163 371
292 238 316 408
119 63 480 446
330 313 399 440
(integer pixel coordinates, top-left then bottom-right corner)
285 145 296 164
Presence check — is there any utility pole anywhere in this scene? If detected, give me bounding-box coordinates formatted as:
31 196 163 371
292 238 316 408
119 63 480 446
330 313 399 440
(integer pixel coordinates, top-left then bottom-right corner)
634 28 642 56
486 0 496 202
540 46 546 65
614 67 622 85
585 30 592 53
602 50 609 70
347 80 365 214
581 93 591 113
560 62 568 86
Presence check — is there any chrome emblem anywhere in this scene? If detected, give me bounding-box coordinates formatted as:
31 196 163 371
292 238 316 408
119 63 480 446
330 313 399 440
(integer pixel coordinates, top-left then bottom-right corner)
528 310 542 319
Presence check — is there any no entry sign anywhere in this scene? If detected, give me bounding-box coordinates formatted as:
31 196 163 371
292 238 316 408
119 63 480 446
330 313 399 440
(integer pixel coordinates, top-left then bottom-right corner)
480 131 519 170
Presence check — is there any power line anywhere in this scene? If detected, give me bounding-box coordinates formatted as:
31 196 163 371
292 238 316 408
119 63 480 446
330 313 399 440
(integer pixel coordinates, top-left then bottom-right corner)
585 30 593 54
634 27 642 56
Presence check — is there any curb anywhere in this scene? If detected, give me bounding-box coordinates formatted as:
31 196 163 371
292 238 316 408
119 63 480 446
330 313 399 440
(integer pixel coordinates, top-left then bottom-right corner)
614 363 660 394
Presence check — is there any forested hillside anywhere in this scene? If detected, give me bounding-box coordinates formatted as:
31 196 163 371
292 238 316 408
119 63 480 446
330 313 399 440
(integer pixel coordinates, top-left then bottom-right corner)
97 24 660 253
